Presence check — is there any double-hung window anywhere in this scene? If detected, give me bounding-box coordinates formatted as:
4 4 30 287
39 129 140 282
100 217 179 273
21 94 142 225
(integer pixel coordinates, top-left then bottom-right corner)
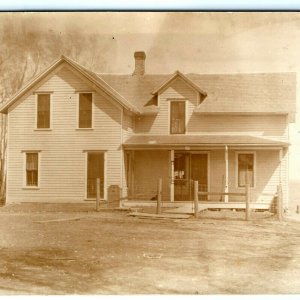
170 101 185 134
79 93 93 128
237 153 255 187
37 94 50 129
25 152 39 187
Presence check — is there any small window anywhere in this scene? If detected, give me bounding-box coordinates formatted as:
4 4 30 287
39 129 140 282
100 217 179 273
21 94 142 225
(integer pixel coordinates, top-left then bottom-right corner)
237 153 254 187
37 94 50 128
170 101 185 134
79 93 92 128
26 153 38 186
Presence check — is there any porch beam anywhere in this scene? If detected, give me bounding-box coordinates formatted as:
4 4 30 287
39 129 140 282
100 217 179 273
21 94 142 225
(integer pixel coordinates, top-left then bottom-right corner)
170 149 175 202
224 145 229 202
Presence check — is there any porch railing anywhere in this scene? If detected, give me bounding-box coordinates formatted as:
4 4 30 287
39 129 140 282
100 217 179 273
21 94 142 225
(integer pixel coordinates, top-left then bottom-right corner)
193 180 283 221
194 180 251 220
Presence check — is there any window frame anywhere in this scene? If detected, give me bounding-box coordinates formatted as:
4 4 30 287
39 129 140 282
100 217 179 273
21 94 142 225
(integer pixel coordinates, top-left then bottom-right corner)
169 100 187 135
77 92 94 130
23 151 41 189
235 151 256 189
35 93 52 130
84 151 107 200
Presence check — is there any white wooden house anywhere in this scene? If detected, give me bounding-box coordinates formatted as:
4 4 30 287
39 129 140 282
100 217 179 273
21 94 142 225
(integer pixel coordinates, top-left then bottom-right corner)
0 52 296 210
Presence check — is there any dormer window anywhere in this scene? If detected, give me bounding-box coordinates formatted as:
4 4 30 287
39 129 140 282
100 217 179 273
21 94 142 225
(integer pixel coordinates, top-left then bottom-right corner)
170 101 185 134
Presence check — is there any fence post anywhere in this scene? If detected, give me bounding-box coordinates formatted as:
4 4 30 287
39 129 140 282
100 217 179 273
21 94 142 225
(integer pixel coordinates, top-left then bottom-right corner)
194 180 199 217
156 178 162 214
245 183 251 221
96 178 100 212
277 184 283 222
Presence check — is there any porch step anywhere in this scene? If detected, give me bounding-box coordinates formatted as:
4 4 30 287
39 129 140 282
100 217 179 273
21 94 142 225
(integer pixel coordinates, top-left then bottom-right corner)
164 205 207 214
122 200 271 212
128 212 191 219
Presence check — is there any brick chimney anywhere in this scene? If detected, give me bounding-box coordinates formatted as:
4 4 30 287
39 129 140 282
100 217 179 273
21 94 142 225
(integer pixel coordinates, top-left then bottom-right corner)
133 51 146 76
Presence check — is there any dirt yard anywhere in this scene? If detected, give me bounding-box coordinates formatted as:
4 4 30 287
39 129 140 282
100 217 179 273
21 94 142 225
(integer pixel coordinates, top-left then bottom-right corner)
0 203 300 295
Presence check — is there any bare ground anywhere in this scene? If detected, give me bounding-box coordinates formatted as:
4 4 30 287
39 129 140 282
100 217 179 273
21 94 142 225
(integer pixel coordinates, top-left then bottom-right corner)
0 203 300 295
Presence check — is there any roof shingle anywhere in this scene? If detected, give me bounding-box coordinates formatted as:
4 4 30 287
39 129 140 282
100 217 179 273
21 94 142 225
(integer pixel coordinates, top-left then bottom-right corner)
99 72 296 115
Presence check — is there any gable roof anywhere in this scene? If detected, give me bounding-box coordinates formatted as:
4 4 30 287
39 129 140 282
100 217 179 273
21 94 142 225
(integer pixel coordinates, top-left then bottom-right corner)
0 55 140 114
99 72 296 116
0 55 296 118
151 70 207 96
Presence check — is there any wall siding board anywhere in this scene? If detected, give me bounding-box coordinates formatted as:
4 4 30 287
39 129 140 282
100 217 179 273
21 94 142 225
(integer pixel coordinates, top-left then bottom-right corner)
6 68 290 206
135 77 288 142
7 66 122 202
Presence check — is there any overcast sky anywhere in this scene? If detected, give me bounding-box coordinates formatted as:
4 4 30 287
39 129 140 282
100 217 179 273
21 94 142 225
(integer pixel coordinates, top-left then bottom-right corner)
2 12 300 178
3 12 300 73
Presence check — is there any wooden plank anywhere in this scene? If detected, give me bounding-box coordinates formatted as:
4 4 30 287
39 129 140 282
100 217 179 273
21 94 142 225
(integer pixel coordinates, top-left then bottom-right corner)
34 217 83 223
245 183 251 221
156 178 162 214
96 178 100 212
122 200 271 210
277 184 283 222
194 180 199 217
164 205 207 214
128 212 191 219
198 192 245 196
224 145 229 202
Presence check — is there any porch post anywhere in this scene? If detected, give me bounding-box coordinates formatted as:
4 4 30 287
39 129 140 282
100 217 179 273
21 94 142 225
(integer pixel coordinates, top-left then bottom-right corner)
170 149 175 202
224 145 229 202
279 148 283 184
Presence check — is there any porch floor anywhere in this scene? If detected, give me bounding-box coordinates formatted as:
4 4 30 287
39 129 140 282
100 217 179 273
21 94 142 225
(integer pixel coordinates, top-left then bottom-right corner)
121 200 271 214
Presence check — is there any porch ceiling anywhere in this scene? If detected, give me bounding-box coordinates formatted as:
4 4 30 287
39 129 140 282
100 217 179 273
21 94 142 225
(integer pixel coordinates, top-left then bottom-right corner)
123 135 289 149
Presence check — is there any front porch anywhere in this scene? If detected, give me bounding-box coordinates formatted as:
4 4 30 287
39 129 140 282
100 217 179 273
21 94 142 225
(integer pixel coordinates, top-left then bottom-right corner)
123 135 288 210
121 199 272 213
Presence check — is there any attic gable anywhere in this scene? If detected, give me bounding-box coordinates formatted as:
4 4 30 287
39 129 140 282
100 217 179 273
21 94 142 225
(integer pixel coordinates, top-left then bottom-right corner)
0 56 140 114
151 70 207 102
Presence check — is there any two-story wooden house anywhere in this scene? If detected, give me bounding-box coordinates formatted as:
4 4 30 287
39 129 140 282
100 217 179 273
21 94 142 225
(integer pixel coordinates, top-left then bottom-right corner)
0 52 296 210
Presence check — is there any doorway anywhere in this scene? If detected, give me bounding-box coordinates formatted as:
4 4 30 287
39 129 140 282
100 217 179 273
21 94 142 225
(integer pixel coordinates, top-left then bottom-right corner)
174 152 208 201
87 152 105 199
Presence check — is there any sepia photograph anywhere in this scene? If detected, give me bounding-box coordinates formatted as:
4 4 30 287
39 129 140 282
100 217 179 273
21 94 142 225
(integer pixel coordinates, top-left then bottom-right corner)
0 11 300 295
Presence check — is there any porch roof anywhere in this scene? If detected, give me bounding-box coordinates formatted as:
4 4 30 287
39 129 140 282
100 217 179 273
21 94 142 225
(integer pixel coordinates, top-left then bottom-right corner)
123 135 289 149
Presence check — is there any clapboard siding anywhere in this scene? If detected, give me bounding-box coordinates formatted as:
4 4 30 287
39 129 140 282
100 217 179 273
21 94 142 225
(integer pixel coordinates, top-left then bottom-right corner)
208 149 281 204
136 77 197 134
133 150 170 200
135 77 288 141
188 115 288 141
5 65 291 206
7 66 122 202
130 149 283 205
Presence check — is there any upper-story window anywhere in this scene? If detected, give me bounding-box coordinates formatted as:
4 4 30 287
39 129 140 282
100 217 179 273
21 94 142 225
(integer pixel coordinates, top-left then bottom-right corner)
170 101 185 134
79 93 93 128
37 94 50 129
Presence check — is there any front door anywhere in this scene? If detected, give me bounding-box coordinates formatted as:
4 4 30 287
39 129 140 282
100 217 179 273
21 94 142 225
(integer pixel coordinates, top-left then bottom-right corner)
174 152 208 201
191 153 208 200
87 152 104 199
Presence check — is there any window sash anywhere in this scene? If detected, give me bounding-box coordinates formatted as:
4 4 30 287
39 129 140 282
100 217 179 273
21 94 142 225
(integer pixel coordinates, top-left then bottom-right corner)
37 94 50 128
238 154 254 187
26 153 38 186
79 93 92 128
170 101 185 134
